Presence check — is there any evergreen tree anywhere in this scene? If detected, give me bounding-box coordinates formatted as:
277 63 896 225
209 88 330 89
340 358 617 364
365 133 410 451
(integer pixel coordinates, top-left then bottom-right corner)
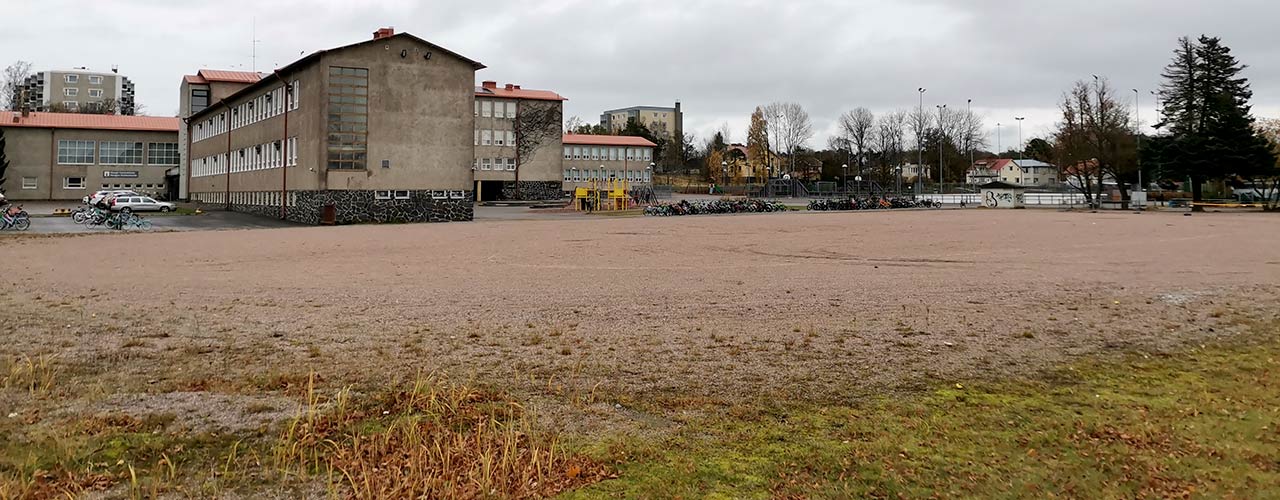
0 127 9 193
1155 35 1275 203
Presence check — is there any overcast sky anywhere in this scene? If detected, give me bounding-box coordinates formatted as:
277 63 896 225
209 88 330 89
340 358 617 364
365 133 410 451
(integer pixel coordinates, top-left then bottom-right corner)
6 0 1278 153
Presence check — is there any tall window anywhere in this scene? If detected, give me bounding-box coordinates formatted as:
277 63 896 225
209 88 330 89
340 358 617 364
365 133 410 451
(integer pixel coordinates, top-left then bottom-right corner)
505 102 516 119
147 143 179 165
190 87 209 113
57 140 95 164
481 101 492 118
326 66 368 170
100 142 144 165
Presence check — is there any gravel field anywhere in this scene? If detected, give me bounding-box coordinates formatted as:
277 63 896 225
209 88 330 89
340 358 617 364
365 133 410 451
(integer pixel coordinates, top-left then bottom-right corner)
1 209 1277 429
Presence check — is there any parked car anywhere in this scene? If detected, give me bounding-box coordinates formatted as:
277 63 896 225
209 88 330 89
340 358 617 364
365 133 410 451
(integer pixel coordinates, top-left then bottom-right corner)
109 195 176 213
86 190 140 206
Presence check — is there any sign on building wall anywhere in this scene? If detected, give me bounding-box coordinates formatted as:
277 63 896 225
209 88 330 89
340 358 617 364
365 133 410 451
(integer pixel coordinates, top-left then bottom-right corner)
103 171 140 178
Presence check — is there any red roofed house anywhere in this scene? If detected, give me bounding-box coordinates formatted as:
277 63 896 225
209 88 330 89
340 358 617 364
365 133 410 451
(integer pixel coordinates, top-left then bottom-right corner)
560 134 656 191
473 80 567 201
0 110 180 200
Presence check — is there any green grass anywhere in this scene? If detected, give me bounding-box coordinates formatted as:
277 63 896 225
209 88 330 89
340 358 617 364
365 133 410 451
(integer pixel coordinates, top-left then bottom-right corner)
565 333 1280 499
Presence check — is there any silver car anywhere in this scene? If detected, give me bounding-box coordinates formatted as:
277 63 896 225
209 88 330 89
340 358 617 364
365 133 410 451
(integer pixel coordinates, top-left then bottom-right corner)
109 195 176 213
86 190 140 206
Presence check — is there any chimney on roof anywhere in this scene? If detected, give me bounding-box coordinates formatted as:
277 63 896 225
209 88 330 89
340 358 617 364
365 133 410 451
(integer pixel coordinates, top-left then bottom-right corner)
513 85 521 90
481 81 497 90
373 27 395 40
504 84 514 91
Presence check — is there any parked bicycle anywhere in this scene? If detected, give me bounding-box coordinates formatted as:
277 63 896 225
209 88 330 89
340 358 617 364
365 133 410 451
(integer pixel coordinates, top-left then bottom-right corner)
1 205 30 231
644 199 788 216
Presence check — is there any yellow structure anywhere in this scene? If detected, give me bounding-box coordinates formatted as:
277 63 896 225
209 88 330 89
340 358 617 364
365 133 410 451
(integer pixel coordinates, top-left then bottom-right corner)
573 176 631 211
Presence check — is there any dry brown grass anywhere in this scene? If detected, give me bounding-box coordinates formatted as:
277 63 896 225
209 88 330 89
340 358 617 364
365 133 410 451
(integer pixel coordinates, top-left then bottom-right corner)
1 354 59 396
273 374 609 499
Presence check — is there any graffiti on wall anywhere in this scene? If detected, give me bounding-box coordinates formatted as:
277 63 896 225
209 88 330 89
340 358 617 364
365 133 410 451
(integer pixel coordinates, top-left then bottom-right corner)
983 190 1025 208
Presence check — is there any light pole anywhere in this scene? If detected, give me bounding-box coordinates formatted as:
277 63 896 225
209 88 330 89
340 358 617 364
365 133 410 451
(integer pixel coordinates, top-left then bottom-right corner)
996 122 1002 156
854 175 863 198
917 87 926 197
936 104 947 194
1014 116 1025 185
967 99 974 183
895 166 903 195
1132 89 1144 203
721 160 728 194
842 163 848 196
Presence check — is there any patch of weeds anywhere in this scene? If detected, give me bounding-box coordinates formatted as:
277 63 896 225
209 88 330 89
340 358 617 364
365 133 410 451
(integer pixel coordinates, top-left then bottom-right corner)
120 339 147 349
524 334 544 347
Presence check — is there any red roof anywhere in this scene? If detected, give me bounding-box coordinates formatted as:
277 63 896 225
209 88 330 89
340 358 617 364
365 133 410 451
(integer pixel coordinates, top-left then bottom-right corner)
475 86 566 102
562 134 656 147
183 69 265 85
1 112 179 132
969 158 1013 173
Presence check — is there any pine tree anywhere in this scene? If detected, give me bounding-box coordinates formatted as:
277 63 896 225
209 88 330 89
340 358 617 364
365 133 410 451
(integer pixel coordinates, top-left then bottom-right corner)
0 127 9 193
1154 35 1276 203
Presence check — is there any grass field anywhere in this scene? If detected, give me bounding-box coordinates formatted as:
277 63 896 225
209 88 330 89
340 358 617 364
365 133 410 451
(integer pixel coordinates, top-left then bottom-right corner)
1 209 1277 497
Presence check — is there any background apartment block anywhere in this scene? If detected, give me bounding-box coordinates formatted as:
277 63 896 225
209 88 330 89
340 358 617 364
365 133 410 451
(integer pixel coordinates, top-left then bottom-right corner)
0 111 179 200
12 69 137 115
473 81 566 201
600 102 682 138
561 134 656 191
185 28 483 224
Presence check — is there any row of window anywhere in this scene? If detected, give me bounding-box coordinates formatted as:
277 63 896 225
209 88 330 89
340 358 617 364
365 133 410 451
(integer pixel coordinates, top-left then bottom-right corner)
475 129 515 147
375 190 468 200
192 81 299 143
56 141 179 166
193 191 297 207
562 146 652 162
563 169 652 183
63 88 104 98
192 137 298 177
476 99 517 119
63 74 104 85
475 158 517 171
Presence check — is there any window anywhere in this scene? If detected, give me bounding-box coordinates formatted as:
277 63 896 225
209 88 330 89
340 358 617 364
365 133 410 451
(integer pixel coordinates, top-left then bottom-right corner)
481 130 492 145
474 130 479 146
101 142 143 165
64 74 78 84
64 88 79 97
481 100 492 118
63 101 78 110
563 147 571 160
374 190 392 200
21 177 37 190
494 130 505 146
326 67 368 169
563 170 571 182
88 75 103 85
57 140 95 164
506 158 516 171
505 102 516 118
506 131 515 146
393 190 410 200
609 148 618 161
147 143 179 165
573 147 581 160
63 177 86 189
88 89 103 98
481 158 492 170
474 101 480 116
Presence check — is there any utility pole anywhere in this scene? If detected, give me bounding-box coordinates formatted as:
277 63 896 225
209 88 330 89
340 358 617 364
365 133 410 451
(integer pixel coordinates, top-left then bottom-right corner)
1015 117 1025 185
937 104 947 194
917 87 926 196
1133 88 1143 196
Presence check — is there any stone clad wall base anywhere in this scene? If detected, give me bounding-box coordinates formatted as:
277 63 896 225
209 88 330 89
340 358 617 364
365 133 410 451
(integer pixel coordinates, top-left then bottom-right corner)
223 189 474 225
501 181 564 201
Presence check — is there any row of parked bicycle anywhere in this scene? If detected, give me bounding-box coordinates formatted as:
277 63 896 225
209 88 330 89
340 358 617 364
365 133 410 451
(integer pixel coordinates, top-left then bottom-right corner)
71 206 154 230
643 199 790 216
807 197 942 211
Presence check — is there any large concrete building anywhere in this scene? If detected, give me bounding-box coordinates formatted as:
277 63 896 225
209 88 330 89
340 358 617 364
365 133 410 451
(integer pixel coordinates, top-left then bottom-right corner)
600 102 682 138
12 69 137 115
473 80 566 201
177 69 264 201
0 111 179 200
560 134 656 191
184 28 484 224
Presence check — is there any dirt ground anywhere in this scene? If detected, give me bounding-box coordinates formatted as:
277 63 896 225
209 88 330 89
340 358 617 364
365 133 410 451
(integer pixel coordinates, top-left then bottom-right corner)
2 209 1278 433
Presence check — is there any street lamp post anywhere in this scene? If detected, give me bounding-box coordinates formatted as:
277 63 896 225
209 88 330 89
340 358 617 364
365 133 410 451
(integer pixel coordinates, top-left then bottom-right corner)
895 166 903 195
1014 116 1026 185
936 104 947 194
1132 89 1144 208
967 99 974 187
854 175 863 198
842 163 848 196
917 87 926 197
721 160 728 195
996 122 1002 156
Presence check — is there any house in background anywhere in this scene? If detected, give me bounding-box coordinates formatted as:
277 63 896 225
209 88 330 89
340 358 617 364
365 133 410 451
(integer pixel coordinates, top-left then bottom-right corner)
969 158 1059 187
599 103 683 139
560 134 656 192
177 69 264 201
473 81 567 201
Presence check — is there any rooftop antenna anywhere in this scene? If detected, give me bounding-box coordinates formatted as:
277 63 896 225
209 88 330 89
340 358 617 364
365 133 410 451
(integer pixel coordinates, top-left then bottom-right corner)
251 18 262 72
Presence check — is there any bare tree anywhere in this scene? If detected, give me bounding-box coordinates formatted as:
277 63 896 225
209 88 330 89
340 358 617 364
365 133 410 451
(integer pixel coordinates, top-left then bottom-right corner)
513 100 563 200
907 106 934 166
839 107 876 176
875 110 908 184
766 102 813 175
563 115 585 134
1 61 33 111
1053 77 1136 206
